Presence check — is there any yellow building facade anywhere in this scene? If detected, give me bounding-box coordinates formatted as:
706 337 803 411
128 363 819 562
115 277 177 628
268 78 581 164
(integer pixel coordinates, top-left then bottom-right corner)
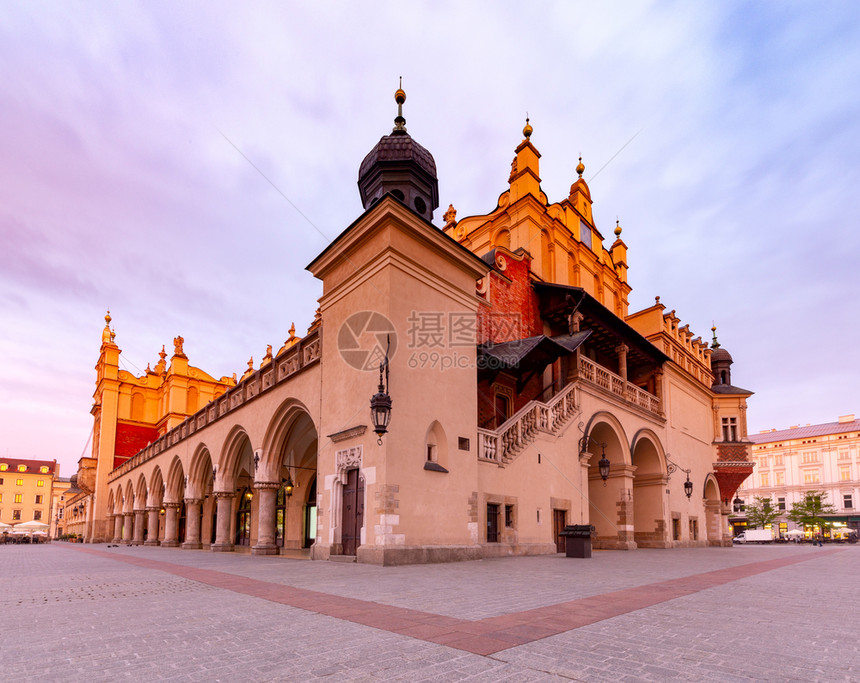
70 90 754 562
0 458 60 538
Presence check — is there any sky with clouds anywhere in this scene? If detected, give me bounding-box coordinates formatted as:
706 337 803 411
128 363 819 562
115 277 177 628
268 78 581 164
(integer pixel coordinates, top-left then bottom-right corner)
1 1 858 476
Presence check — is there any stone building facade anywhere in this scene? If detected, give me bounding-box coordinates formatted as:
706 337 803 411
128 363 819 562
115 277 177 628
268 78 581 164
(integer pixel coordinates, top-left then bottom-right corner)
68 89 754 563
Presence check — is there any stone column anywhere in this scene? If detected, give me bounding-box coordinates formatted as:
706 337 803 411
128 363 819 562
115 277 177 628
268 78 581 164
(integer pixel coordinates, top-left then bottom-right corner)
653 368 664 407
162 503 181 547
132 510 145 545
144 507 160 546
112 514 123 543
211 492 235 552
182 498 203 549
122 513 134 542
252 482 280 556
615 343 629 382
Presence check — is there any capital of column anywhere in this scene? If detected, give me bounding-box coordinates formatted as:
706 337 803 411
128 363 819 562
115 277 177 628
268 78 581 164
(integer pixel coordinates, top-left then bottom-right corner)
615 343 629 354
164 502 181 510
145 506 159 512
254 481 280 491
184 497 204 505
213 491 235 500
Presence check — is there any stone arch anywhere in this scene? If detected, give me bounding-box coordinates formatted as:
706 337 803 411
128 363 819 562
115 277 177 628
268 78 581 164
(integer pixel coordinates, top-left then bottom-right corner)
123 480 135 513
217 425 254 492
106 489 116 516
133 473 148 511
630 429 669 548
165 456 186 504
703 473 724 546
188 444 214 500
583 411 634 549
259 399 317 483
148 467 165 508
424 420 448 470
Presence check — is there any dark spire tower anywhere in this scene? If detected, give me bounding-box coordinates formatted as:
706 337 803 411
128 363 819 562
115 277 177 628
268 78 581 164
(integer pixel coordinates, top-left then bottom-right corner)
358 79 440 221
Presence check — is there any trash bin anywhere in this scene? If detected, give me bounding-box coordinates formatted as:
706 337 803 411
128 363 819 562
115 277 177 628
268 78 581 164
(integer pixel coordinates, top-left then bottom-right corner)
560 524 595 558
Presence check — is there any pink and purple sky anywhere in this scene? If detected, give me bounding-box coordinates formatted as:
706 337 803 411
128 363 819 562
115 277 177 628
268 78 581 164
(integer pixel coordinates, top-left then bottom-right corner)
1 2 858 477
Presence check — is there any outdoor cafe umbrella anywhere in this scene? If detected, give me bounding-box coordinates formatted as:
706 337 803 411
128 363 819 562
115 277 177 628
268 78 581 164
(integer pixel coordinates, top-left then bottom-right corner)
14 520 50 531
785 529 805 537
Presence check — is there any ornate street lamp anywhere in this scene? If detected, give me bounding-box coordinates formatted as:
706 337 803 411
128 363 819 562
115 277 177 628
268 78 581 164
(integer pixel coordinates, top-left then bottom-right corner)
666 455 694 499
282 473 294 498
733 496 744 514
683 472 694 499
370 336 392 445
598 444 610 486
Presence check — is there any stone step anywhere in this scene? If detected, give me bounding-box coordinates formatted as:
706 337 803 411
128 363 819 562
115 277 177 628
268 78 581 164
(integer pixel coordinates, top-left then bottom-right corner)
329 555 357 563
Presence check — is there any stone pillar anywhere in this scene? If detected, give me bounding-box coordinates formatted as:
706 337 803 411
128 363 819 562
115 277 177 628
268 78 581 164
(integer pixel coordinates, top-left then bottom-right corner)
252 482 280 555
122 513 134 542
653 368 664 407
615 343 629 382
144 507 160 546
162 503 181 547
182 498 203 549
132 510 145 545
211 492 235 552
112 514 123 543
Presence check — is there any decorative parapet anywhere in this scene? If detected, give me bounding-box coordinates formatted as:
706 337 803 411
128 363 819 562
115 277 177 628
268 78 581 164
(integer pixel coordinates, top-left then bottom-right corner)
108 329 322 482
478 382 579 466
577 355 661 416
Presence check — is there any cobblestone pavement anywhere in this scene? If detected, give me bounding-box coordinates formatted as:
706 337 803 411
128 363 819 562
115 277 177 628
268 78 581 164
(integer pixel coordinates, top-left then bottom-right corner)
0 543 856 682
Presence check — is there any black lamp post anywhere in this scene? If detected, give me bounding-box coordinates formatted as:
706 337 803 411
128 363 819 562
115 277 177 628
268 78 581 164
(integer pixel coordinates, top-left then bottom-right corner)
370 336 392 445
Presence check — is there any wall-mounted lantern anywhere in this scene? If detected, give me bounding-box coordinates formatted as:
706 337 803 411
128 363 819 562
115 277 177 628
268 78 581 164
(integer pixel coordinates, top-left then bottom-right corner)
370 335 392 445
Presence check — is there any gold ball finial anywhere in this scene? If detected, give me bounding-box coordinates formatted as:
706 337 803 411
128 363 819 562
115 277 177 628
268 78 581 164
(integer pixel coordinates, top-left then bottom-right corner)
576 155 585 178
105 309 111 326
523 116 532 139
614 219 622 238
395 76 406 105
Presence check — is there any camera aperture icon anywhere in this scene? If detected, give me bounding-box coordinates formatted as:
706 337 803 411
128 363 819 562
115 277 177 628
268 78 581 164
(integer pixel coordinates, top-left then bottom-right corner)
337 311 398 371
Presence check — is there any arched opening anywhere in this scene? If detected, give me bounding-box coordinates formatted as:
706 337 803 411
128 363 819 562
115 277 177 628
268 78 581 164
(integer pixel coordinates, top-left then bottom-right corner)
703 474 724 547
303 477 317 549
586 416 634 550
277 412 318 551
631 434 668 548
424 421 448 470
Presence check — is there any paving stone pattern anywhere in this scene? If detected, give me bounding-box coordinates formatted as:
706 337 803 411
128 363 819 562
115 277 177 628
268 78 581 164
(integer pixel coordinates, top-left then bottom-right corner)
0 544 856 681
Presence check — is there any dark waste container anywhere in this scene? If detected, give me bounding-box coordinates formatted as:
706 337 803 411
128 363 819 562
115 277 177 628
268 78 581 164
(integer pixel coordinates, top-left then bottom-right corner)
560 524 595 558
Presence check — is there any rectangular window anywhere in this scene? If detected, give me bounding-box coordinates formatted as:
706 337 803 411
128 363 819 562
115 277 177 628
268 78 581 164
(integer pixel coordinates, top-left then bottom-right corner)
14 494 22 504
774 454 784 466
802 451 818 464
12 510 21 520
426 444 436 462
579 219 593 249
34 510 42 521
672 518 681 541
505 504 514 528
35 494 43 504
721 417 738 442
760 473 769 487
58 509 64 519
0 493 2 503
0 477 4 485
839 466 850 482
803 472 821 484
486 503 500 543
37 480 44 488
16 479 23 486
775 471 785 486
689 519 698 540
838 450 850 461
777 497 786 511
458 437 470 451
844 494 854 509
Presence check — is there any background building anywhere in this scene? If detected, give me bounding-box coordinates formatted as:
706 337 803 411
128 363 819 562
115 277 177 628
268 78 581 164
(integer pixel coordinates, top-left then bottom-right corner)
0 458 60 537
734 414 860 537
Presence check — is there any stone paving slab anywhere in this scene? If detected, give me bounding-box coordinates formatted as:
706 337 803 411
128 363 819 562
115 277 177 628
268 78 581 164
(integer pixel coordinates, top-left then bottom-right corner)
0 543 857 681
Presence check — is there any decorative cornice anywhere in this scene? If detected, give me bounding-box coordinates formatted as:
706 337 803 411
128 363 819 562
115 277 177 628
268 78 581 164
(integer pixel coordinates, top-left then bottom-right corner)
328 425 367 443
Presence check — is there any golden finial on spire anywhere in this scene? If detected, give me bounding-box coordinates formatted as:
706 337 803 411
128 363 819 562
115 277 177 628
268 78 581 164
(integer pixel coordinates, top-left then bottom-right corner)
614 219 622 238
711 323 720 348
393 76 406 132
523 115 532 139
105 309 112 326
576 155 585 178
101 310 113 345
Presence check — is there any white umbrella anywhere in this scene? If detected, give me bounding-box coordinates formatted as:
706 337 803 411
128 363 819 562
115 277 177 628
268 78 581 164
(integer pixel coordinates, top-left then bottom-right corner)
0 522 13 531
14 520 49 530
785 529 805 537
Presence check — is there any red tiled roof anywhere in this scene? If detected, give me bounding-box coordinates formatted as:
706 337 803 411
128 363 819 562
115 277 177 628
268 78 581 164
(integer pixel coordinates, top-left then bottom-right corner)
0 458 57 473
749 419 860 444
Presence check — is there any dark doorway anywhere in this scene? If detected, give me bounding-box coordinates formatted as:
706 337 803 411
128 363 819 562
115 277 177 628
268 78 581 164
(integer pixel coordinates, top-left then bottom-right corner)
553 509 567 552
235 488 252 546
487 503 500 542
276 486 287 548
341 469 364 555
304 477 317 549
179 503 187 543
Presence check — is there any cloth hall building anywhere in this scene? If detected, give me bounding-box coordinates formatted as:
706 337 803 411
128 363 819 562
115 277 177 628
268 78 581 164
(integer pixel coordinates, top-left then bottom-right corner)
64 89 755 564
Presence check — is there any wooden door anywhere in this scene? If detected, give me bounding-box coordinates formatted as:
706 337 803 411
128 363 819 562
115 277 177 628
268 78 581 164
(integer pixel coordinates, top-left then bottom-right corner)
553 509 567 553
341 469 364 555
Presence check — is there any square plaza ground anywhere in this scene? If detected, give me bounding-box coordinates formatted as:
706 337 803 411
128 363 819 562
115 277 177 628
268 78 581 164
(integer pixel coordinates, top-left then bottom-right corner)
1 544 856 681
